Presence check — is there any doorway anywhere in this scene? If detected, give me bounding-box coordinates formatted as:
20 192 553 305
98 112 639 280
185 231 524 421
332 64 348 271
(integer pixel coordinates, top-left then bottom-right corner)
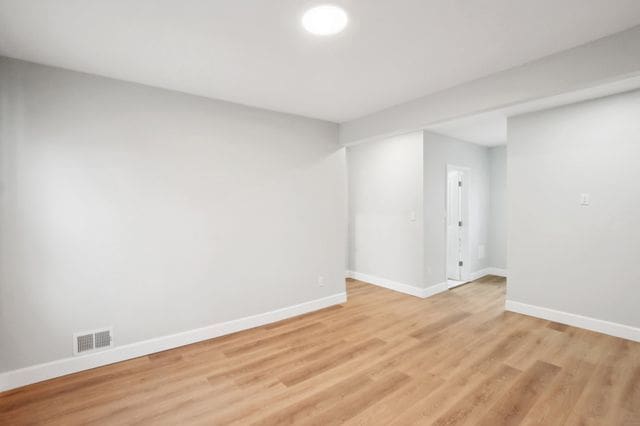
446 165 469 288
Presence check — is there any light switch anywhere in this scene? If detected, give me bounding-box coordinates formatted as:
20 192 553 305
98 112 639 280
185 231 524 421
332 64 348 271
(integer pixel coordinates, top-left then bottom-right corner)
409 211 416 221
580 193 590 206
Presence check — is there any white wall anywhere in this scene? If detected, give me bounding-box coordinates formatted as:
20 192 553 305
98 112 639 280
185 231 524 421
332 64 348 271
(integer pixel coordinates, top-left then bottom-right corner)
423 132 491 286
0 57 347 373
489 146 507 270
347 132 424 288
347 130 495 291
508 89 640 329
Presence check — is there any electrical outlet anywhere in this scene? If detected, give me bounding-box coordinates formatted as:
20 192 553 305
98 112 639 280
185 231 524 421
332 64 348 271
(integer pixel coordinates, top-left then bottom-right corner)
318 276 325 287
580 193 590 206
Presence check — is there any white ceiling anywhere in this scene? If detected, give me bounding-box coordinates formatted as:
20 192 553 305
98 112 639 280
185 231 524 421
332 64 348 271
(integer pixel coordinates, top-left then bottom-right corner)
427 75 640 146
1 1 640 123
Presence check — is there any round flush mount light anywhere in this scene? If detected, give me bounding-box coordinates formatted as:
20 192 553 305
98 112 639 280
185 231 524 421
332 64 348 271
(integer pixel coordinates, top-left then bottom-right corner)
302 5 348 36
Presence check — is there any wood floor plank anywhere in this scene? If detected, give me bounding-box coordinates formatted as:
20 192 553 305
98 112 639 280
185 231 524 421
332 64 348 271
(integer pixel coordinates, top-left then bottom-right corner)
477 360 561 426
278 337 386 387
520 358 595 426
1 276 639 425
409 311 472 340
621 364 640 414
431 363 522 426
251 373 374 425
564 338 640 425
388 352 522 425
305 371 411 426
344 375 445 425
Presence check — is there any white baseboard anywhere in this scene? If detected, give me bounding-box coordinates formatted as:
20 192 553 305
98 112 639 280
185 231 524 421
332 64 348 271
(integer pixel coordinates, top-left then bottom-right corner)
347 271 447 299
0 292 347 393
486 267 508 278
505 300 640 343
447 279 467 289
421 281 449 298
468 267 508 281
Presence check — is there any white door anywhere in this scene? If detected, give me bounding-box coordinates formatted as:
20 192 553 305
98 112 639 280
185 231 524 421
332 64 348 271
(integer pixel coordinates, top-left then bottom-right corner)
446 170 463 280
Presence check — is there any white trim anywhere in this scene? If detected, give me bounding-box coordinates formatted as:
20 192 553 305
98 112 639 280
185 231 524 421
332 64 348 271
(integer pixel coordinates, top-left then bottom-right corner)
0 292 347 392
468 268 489 281
468 267 508 281
505 300 640 343
447 279 467 289
446 267 508 289
421 281 449 298
347 271 447 299
486 267 508 278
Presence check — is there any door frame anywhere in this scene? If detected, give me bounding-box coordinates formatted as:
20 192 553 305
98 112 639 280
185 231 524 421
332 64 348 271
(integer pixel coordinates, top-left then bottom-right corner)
445 164 470 286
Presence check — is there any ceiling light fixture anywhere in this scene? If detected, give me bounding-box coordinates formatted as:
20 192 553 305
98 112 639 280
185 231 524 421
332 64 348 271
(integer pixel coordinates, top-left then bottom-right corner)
302 5 348 36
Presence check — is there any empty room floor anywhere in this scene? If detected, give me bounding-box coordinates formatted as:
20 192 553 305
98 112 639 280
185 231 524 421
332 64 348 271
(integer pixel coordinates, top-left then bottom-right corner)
1 277 639 425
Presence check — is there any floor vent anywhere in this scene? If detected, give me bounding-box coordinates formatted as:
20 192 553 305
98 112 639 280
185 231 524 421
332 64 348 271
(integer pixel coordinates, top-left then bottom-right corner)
73 328 113 355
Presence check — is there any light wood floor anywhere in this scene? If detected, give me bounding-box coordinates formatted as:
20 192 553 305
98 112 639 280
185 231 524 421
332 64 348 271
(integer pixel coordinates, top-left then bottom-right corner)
1 276 639 425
